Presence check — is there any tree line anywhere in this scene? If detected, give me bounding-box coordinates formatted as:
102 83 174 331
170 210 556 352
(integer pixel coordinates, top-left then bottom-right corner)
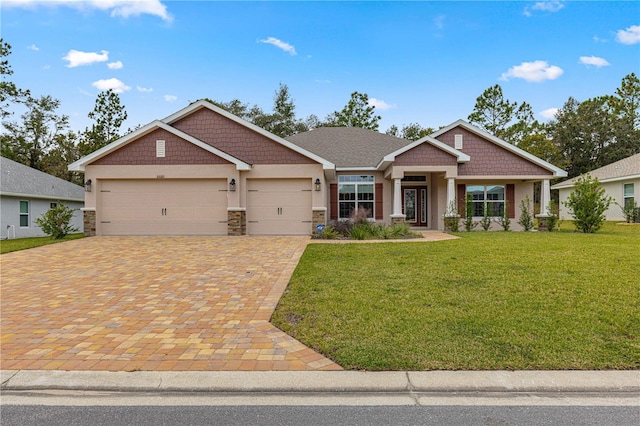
1 38 638 187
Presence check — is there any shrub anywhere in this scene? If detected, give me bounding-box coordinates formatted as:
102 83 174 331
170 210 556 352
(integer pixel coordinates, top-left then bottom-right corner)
462 194 477 232
518 195 534 231
563 174 613 233
35 202 79 239
349 224 370 240
314 225 341 239
480 203 492 231
443 200 460 232
545 200 559 232
618 200 640 223
494 200 511 231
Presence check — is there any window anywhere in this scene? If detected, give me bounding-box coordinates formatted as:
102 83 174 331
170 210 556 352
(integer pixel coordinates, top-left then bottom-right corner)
467 185 504 217
338 175 374 219
19 200 29 227
623 183 635 209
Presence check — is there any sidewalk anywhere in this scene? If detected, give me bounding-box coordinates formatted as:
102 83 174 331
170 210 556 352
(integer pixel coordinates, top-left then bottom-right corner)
2 370 639 393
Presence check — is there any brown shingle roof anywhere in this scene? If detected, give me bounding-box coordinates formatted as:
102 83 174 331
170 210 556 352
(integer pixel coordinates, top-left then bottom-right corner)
286 127 412 168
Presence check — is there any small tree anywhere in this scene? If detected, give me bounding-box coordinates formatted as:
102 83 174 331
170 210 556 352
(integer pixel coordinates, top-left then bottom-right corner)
480 203 492 231
463 194 478 232
545 200 559 232
443 200 460 232
494 200 511 231
518 195 534 231
35 202 78 239
563 174 613 233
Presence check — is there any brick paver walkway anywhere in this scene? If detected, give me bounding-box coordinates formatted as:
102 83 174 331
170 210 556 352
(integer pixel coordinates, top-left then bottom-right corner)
0 237 341 372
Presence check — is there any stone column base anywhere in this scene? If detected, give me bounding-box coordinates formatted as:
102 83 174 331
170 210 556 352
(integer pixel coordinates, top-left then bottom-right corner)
537 216 549 232
390 214 406 225
83 209 96 237
312 209 326 231
227 209 246 236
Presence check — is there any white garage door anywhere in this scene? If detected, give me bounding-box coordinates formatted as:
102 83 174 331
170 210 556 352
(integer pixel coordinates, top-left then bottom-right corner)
99 179 228 235
246 179 312 235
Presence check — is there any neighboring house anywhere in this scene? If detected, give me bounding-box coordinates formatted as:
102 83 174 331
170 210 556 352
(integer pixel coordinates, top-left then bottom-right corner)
1 157 84 239
69 100 567 236
552 153 640 222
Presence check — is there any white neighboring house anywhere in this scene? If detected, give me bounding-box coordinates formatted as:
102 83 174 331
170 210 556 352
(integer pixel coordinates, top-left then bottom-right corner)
552 153 640 222
1 157 84 239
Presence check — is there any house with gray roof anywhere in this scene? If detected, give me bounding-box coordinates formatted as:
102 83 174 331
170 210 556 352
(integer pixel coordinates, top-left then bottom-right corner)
1 157 84 239
552 153 640 222
68 100 567 236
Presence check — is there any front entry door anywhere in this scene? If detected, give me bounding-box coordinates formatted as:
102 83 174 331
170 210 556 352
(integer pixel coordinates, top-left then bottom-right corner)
402 187 428 227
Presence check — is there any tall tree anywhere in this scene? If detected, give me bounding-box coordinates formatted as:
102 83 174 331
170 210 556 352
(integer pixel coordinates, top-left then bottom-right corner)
42 131 82 184
265 83 297 138
468 84 538 145
326 91 381 131
80 89 127 156
1 95 68 170
0 39 29 120
608 72 640 160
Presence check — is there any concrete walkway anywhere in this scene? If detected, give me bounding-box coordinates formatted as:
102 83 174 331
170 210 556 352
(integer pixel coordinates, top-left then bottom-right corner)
0 236 339 372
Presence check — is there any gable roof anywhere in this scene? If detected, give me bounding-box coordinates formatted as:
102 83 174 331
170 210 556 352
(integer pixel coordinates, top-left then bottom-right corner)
163 100 335 170
551 153 640 189
68 120 252 171
379 135 470 169
286 127 413 169
1 157 84 201
431 120 568 178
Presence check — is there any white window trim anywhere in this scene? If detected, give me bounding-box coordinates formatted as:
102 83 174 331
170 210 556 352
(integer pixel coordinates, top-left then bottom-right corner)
338 175 375 220
19 200 30 228
623 182 635 206
467 185 505 218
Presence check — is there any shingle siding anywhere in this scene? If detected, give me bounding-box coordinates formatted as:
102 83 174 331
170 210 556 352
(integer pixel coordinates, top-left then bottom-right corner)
173 108 316 165
394 142 458 166
90 128 230 166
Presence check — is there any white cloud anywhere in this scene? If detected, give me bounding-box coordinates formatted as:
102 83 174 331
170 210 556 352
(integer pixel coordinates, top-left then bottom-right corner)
539 108 558 119
368 98 397 110
164 95 177 102
524 1 564 17
616 25 640 45
42 64 51 70
593 35 606 43
27 44 39 51
3 0 173 22
259 37 297 55
107 60 123 69
136 86 153 92
63 49 108 67
433 14 446 30
579 56 610 67
499 60 563 82
314 79 331 84
92 78 131 93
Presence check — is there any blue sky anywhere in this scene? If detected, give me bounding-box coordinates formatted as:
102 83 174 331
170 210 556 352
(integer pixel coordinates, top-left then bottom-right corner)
2 1 639 134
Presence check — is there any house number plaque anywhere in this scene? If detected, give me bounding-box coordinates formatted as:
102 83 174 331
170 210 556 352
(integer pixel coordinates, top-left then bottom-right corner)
157 175 165 179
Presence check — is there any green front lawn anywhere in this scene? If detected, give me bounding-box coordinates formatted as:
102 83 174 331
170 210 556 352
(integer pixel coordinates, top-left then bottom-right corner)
0 233 84 254
272 222 640 370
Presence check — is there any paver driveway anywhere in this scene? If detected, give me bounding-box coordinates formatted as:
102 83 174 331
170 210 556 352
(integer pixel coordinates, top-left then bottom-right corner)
0 237 340 371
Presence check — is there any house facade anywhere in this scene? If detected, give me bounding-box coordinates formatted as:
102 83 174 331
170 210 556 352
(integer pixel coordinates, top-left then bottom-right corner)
69 100 566 236
552 153 640 222
1 157 84 239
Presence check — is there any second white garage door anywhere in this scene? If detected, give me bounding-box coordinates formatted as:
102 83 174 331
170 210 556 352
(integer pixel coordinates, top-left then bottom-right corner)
246 179 312 235
99 179 228 235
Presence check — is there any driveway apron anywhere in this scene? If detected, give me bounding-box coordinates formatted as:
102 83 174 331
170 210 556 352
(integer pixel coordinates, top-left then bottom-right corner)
0 237 341 372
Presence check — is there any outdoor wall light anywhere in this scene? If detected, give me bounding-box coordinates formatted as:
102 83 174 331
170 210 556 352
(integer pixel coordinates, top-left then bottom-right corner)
229 178 236 192
84 179 92 192
315 178 321 191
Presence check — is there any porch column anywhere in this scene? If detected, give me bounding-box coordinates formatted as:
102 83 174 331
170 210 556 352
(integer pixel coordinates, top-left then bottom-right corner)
539 179 551 216
390 178 405 223
446 178 456 215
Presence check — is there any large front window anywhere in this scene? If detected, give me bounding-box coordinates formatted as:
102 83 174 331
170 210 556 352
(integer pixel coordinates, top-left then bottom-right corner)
338 175 374 219
467 185 505 217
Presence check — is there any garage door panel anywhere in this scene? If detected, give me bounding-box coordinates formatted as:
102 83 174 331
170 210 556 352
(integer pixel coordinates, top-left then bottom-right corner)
99 179 227 236
246 179 312 235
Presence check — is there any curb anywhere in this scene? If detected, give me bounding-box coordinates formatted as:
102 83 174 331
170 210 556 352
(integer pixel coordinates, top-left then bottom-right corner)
2 370 639 393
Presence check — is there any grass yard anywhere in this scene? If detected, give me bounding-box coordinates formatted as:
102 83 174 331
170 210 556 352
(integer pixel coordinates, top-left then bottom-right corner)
272 222 640 370
0 233 84 254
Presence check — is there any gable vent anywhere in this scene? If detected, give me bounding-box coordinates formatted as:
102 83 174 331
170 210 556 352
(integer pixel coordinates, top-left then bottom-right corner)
156 140 166 158
454 134 463 150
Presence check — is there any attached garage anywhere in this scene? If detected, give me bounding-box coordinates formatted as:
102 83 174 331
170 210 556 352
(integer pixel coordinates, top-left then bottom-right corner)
99 179 228 235
246 179 313 235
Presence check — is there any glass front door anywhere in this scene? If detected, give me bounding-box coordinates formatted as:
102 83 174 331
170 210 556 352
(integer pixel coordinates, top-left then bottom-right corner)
403 186 428 226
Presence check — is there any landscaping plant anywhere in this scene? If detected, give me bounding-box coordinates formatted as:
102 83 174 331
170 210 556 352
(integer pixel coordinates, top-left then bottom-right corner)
34 202 79 239
462 194 477 232
479 203 492 231
563 174 613 233
443 200 460 232
494 200 511 231
518 195 534 231
545 200 559 232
